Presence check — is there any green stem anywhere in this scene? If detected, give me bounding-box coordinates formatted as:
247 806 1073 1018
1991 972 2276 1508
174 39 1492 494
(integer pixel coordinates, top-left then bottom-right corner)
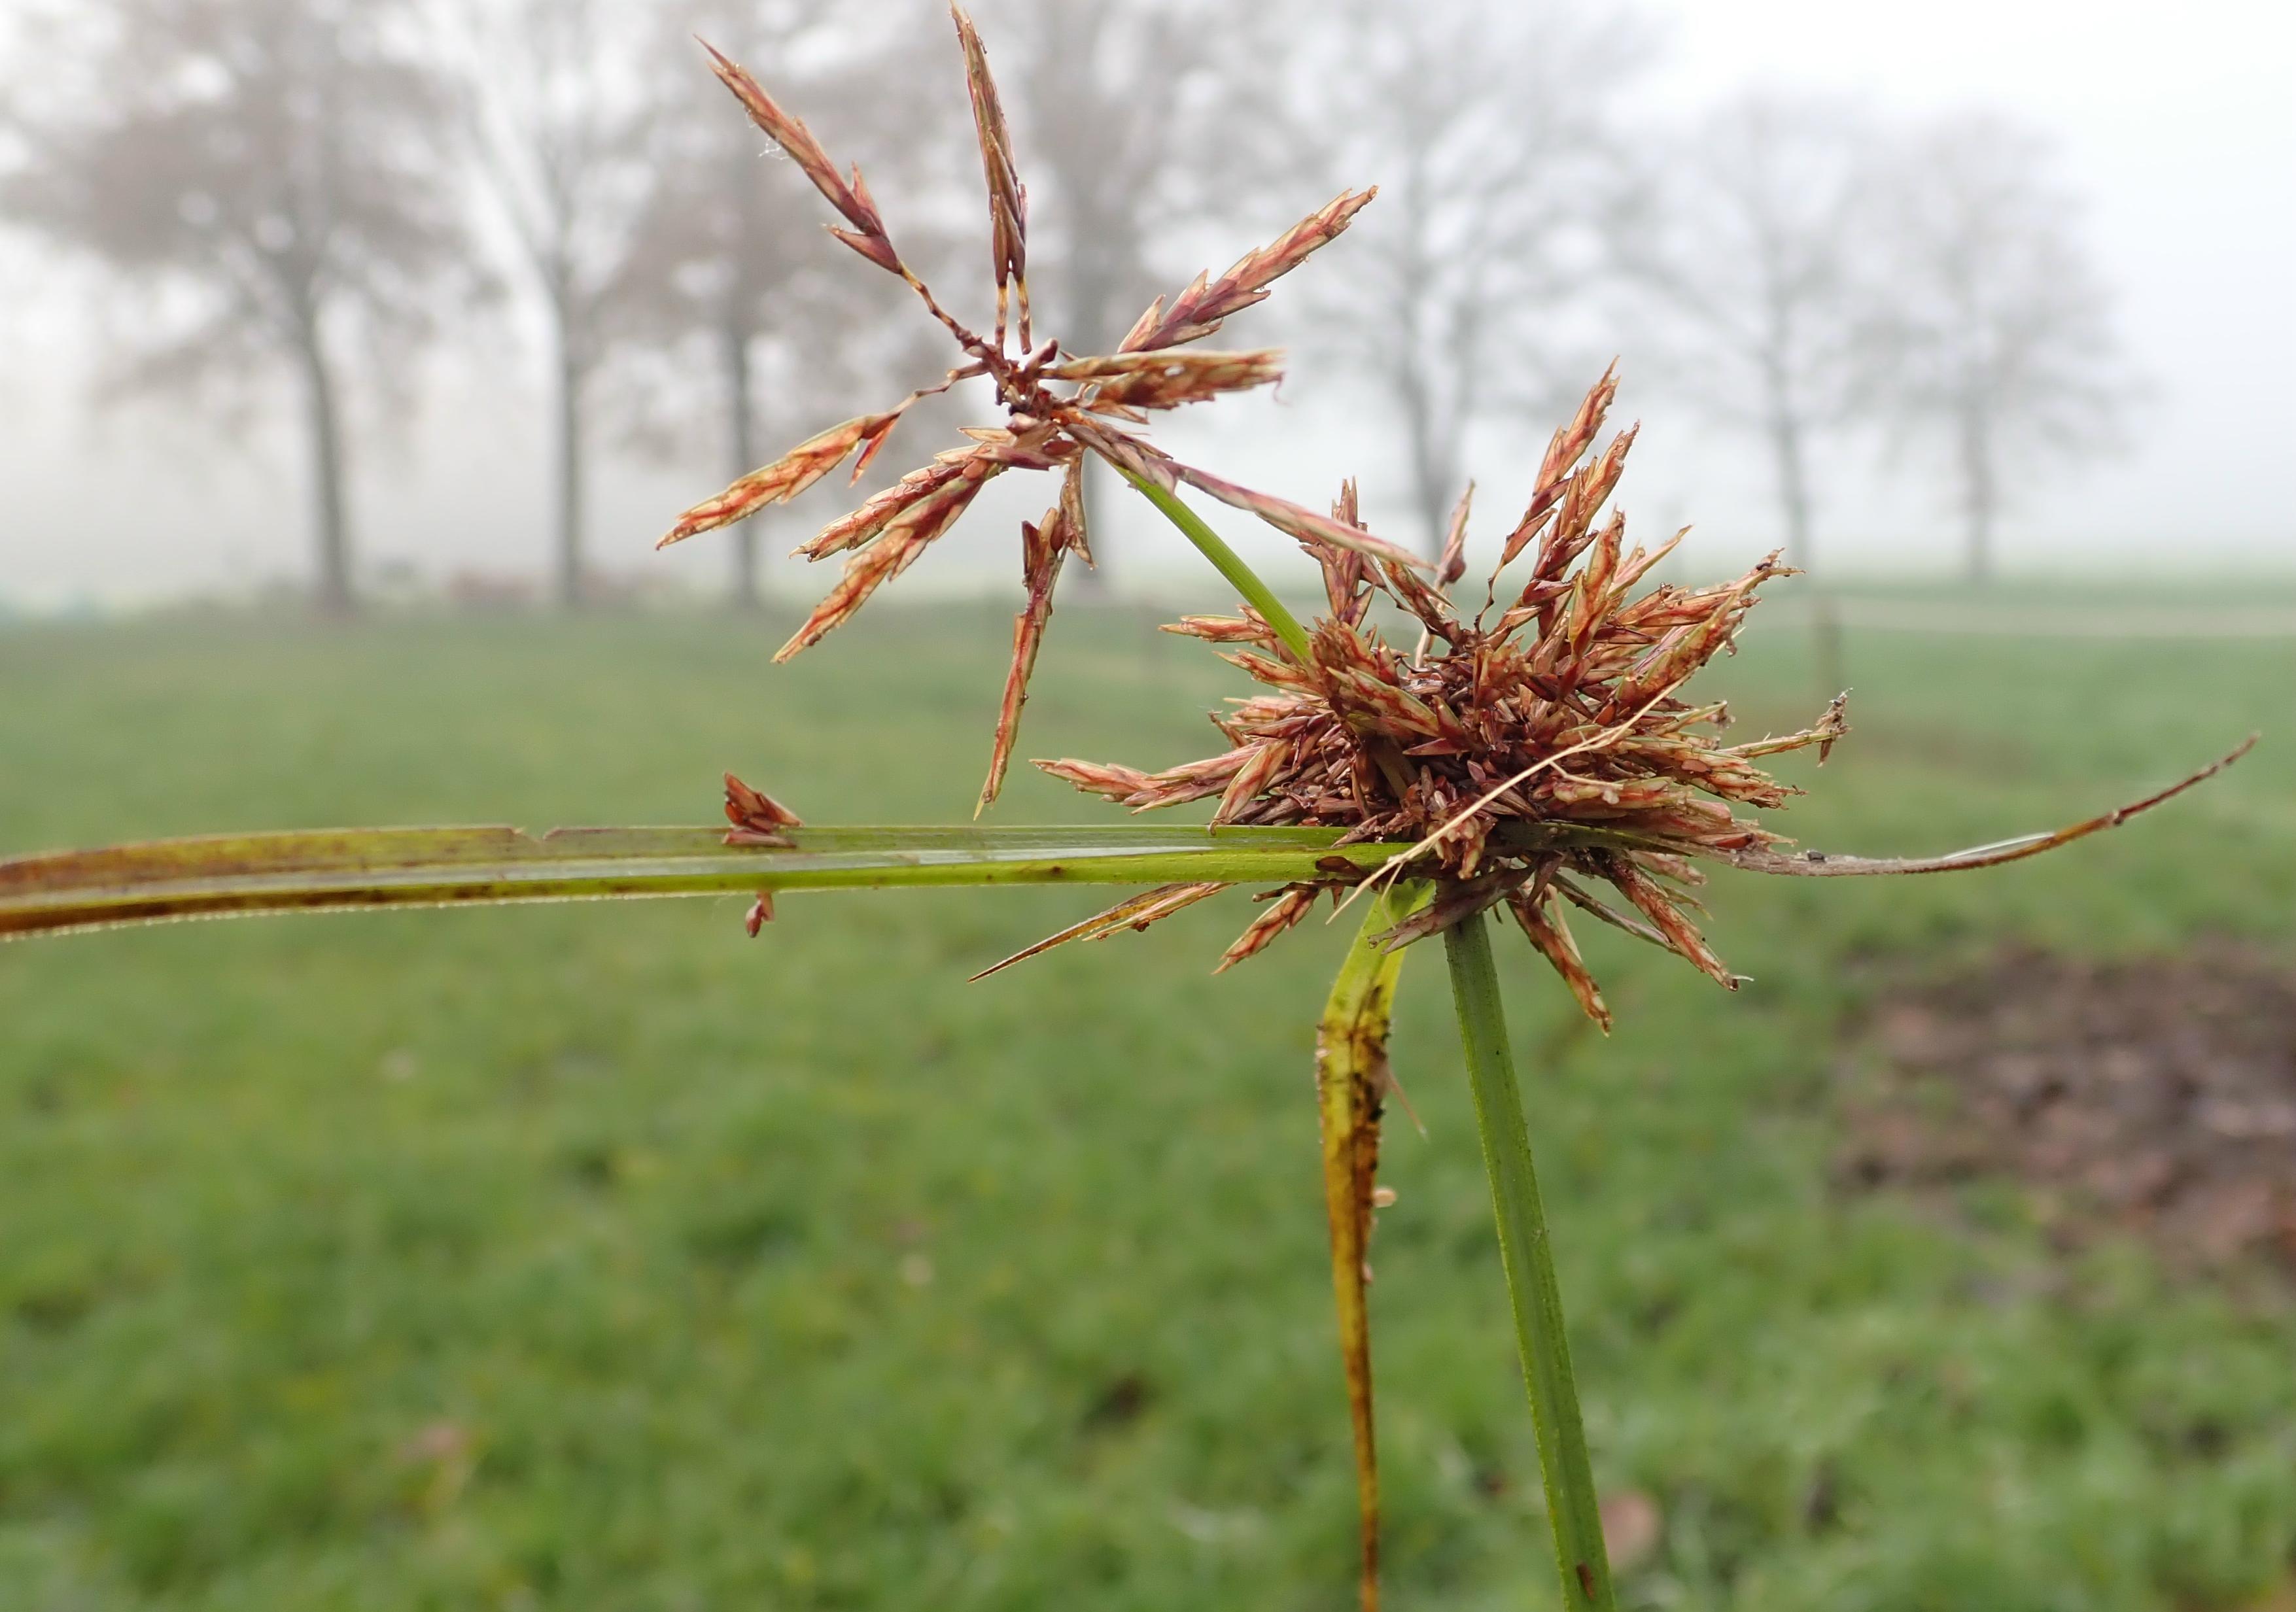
1442 912 1614 1611
1119 469 1313 664
0 824 1419 941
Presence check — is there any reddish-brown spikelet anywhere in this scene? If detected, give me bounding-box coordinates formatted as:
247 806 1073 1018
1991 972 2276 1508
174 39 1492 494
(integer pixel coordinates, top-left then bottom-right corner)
793 451 981 562
1501 362 1618 568
699 43 901 277
1508 882 1609 1031
1049 348 1285 413
1172 462 1428 572
659 412 898 549
1215 885 1319 973
1034 758 1153 804
951 5 1028 350
1161 613 1277 646
969 881 1226 980
1121 189 1378 352
1436 484 1473 586
775 456 1002 661
977 463 1081 811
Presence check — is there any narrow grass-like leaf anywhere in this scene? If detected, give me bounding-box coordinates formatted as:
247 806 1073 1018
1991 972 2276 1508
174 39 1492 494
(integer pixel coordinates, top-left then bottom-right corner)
0 825 1418 941
1722 734 2255 877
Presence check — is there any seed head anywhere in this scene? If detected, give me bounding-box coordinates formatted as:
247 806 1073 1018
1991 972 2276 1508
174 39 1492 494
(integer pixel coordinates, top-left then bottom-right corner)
664 10 1410 809
1032 368 1847 1015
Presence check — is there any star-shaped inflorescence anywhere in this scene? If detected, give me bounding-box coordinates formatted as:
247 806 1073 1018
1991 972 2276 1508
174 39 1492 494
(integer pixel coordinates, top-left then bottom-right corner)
661 8 1425 810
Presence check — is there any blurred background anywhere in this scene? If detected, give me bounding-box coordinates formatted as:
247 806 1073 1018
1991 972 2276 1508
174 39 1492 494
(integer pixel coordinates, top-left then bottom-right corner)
1 1 2292 1608
0 0 2288 609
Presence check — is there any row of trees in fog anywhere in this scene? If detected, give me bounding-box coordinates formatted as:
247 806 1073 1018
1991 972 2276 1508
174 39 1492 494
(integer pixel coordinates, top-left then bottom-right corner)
0 0 2134 610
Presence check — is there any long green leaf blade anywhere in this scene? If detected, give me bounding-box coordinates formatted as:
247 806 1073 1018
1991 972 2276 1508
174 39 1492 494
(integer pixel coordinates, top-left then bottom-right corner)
0 823 1418 941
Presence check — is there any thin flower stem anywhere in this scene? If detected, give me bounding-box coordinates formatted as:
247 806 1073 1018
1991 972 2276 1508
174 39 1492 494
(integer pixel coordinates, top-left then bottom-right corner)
1442 912 1614 1611
1118 469 1314 664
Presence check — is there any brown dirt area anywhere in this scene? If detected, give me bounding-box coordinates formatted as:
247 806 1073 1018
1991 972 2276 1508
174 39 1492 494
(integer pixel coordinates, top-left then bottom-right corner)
1839 942 2296 1275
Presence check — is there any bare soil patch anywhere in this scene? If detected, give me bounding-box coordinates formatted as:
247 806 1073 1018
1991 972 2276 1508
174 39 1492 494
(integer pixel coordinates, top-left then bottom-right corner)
1840 943 2296 1275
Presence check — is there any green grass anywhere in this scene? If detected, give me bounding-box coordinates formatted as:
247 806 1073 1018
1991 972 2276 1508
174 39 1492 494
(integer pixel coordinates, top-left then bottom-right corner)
2 599 2292 1610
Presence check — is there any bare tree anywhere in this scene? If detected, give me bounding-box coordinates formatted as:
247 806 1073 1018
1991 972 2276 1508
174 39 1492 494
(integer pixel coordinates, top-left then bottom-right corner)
1285 0 1646 555
447 0 659 608
602 0 947 608
1 0 467 612
1862 112 2134 583
1619 93 1881 574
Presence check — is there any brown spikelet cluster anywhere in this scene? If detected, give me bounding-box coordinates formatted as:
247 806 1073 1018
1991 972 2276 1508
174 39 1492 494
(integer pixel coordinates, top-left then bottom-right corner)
1034 369 1854 1024
663 8 1421 810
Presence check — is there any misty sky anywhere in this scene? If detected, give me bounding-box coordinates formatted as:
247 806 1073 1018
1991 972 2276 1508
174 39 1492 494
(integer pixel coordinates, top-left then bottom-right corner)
1 0 2289 609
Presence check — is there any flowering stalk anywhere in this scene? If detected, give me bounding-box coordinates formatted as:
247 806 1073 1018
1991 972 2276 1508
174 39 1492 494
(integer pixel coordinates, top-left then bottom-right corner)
1444 911 1614 1612
1118 469 1313 664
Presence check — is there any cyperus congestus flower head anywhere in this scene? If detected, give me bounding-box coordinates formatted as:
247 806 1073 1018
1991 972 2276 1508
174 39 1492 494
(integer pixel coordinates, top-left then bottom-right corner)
659 6 1422 809
1022 368 2248 1025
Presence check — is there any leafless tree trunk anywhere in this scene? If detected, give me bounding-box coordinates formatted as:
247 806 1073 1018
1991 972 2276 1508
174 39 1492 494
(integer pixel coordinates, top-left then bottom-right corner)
1765 368 1816 573
290 313 355 615
720 317 759 608
451 0 655 611
1023 3 1147 593
1957 396 1996 584
1394 309 1465 556
547 295 584 608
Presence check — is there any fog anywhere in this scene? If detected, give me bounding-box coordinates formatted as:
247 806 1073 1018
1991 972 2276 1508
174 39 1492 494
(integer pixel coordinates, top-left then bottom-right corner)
0 0 2289 613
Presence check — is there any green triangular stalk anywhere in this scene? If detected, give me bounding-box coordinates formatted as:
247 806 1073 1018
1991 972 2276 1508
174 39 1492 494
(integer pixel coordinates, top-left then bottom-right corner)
1119 468 1313 663
1444 911 1615 1611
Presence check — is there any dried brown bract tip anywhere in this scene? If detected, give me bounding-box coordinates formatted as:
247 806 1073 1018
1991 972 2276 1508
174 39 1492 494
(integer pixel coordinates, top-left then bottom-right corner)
723 773 801 938
723 772 800 840
1023 368 2252 1006
666 17 1400 808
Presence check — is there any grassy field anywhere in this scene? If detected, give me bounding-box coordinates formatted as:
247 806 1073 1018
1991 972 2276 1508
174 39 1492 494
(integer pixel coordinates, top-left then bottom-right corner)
2 598 2292 1610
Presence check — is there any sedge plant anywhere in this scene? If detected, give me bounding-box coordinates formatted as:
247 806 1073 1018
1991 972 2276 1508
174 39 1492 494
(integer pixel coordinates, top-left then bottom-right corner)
0 13 2255 1609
